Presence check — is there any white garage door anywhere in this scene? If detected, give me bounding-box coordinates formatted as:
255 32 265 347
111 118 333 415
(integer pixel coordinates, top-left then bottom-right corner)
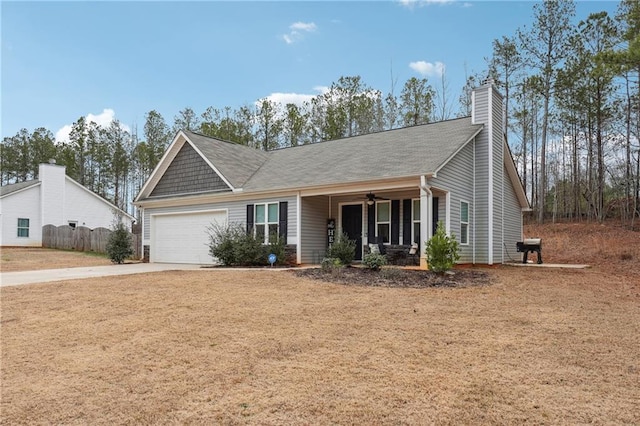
151 210 227 264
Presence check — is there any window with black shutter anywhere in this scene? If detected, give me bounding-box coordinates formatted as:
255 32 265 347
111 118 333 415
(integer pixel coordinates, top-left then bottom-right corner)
248 201 288 244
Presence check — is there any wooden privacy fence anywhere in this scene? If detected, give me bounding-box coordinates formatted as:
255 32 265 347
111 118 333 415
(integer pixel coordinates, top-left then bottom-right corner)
42 224 141 257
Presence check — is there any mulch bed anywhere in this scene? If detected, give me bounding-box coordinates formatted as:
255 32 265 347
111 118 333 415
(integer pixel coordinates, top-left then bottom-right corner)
292 266 491 288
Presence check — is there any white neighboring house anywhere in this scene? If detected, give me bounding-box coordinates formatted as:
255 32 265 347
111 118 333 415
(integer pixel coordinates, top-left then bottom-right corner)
0 162 136 247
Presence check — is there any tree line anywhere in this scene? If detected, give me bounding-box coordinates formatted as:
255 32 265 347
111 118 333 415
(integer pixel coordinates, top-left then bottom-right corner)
1 0 639 227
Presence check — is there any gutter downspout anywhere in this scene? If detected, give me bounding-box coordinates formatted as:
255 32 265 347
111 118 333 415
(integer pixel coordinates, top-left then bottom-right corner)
419 175 432 270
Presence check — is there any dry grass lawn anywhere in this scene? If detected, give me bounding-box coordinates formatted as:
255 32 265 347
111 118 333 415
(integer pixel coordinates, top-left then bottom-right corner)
1 247 113 272
1 222 639 424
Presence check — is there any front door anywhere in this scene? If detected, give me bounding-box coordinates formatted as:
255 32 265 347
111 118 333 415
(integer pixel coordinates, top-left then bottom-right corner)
341 204 363 260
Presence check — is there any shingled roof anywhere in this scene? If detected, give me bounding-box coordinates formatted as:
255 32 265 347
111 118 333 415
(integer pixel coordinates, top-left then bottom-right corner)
243 117 483 192
184 130 269 188
138 117 484 201
183 117 483 194
0 180 39 197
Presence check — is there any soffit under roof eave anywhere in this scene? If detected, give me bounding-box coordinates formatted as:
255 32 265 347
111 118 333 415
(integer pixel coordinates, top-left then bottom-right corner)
134 174 432 208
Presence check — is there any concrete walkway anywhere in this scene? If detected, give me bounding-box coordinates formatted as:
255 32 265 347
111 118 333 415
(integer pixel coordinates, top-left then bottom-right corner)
0 263 205 287
0 263 312 287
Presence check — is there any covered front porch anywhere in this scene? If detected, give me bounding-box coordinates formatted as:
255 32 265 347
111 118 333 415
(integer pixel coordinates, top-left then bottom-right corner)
297 179 449 267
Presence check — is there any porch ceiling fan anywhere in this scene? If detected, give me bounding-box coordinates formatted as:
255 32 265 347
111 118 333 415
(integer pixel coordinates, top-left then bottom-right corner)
363 192 388 205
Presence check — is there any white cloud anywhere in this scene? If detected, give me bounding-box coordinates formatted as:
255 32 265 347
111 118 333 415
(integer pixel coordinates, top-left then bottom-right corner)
313 85 329 95
87 108 118 127
55 124 73 144
282 34 294 44
398 0 456 9
290 22 317 32
398 0 418 8
409 61 446 77
262 92 316 107
55 108 130 143
282 21 317 44
257 86 328 109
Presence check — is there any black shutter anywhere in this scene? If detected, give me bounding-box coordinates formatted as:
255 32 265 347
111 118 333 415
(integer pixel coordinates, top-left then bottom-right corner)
367 203 375 244
246 204 254 234
402 199 412 245
279 201 288 240
391 200 400 244
432 197 439 235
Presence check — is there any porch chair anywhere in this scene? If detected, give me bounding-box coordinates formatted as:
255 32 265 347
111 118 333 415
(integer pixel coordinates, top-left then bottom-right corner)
407 243 419 266
368 236 386 257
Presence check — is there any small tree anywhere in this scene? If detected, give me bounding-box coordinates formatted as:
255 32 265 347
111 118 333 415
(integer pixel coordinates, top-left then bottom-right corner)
326 231 356 266
425 220 460 274
106 222 134 264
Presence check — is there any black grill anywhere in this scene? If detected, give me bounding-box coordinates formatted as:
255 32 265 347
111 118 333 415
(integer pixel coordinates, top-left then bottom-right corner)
516 238 543 264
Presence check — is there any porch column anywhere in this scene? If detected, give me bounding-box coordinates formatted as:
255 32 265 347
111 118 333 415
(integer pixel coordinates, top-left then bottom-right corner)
419 176 432 269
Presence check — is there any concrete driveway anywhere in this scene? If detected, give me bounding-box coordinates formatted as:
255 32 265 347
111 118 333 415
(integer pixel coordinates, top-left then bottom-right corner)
0 263 205 287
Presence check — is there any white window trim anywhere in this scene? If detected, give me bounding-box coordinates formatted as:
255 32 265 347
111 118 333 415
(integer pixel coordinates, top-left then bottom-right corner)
17 218 30 238
460 200 470 246
376 200 391 244
255 202 279 244
411 198 420 245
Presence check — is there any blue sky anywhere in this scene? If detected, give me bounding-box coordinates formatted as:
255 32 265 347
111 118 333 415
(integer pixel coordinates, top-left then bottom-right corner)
1 1 620 142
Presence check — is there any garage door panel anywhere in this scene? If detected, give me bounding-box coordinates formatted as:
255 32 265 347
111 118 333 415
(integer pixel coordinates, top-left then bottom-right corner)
151 211 226 264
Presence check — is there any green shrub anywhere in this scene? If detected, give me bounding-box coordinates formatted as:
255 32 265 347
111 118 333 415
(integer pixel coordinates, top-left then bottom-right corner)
106 222 134 264
207 222 285 266
425 220 460 274
208 222 240 265
326 232 356 266
362 252 387 271
207 222 239 265
321 257 342 272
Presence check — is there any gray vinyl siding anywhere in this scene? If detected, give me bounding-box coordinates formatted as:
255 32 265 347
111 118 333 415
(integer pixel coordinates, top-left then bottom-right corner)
502 164 523 262
300 196 329 263
473 90 490 264
431 140 475 263
142 195 298 245
492 90 504 264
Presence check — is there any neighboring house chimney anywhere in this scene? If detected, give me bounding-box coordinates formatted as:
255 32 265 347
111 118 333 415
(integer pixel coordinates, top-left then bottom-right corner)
471 79 505 265
39 162 66 227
